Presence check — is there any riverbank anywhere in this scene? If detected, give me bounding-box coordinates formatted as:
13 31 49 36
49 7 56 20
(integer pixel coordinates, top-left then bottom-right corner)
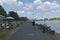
35 24 60 40
52 33 60 40
45 32 60 40
35 21 60 34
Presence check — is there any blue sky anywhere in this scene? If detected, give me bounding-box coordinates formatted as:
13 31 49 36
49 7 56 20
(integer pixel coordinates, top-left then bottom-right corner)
0 0 60 19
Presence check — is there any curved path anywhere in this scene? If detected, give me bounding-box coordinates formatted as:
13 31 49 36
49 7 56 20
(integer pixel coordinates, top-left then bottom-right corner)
8 21 52 40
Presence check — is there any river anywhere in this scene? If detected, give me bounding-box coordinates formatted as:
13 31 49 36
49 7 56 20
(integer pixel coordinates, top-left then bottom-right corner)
35 21 60 33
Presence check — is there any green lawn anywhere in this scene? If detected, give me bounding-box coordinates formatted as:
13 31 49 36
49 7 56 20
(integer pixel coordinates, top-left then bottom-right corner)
0 27 16 40
0 22 24 40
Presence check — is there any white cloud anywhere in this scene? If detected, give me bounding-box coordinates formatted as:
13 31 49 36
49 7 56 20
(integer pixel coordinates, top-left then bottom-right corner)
37 1 60 10
0 0 60 15
0 0 4 5
37 1 51 10
51 9 60 13
44 1 51 6
37 5 45 10
27 11 33 14
24 3 33 10
17 10 25 14
18 1 23 6
24 0 43 10
3 0 17 6
0 0 23 7
25 3 33 8
33 0 42 5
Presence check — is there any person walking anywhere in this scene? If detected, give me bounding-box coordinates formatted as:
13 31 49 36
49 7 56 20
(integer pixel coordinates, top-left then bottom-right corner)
32 21 36 31
32 21 35 26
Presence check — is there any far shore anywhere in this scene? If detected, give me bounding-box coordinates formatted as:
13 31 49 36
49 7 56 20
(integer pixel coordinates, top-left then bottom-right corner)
35 20 60 22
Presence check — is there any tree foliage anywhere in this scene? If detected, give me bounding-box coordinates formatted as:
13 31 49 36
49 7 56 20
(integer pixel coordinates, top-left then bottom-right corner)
49 17 60 20
20 17 28 21
8 11 20 20
0 5 7 16
44 18 48 20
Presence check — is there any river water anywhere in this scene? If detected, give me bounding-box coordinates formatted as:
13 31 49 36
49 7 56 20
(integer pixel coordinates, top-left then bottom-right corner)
35 21 60 33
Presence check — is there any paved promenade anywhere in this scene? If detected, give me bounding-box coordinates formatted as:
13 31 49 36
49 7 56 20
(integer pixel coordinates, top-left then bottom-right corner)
8 21 52 40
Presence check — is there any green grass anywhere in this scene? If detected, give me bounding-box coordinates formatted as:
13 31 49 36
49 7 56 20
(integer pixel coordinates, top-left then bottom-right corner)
44 31 54 39
45 32 52 37
0 22 24 40
0 27 16 40
36 26 54 40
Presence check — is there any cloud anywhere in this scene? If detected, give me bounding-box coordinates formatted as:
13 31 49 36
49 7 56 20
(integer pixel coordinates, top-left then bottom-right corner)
25 3 33 8
0 0 4 5
33 0 42 5
27 11 33 14
51 9 60 13
0 0 60 11
17 10 25 14
23 0 43 10
24 3 33 10
18 1 24 6
0 0 23 7
37 1 60 10
3 0 17 6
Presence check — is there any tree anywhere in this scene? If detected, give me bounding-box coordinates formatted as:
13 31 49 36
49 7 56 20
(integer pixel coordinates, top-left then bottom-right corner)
8 11 19 20
44 18 48 20
20 17 28 21
0 5 7 16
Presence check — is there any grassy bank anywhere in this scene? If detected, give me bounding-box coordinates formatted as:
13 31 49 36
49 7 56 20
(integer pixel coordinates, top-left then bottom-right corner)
36 24 60 40
44 32 60 40
52 33 60 40
36 24 54 40
0 22 24 40
0 27 16 40
44 32 54 40
45 32 60 40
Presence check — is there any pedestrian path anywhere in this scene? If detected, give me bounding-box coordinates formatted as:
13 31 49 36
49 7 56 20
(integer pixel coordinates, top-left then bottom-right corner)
8 21 52 40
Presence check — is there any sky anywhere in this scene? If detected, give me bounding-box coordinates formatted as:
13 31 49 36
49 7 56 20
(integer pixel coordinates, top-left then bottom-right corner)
0 0 60 19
